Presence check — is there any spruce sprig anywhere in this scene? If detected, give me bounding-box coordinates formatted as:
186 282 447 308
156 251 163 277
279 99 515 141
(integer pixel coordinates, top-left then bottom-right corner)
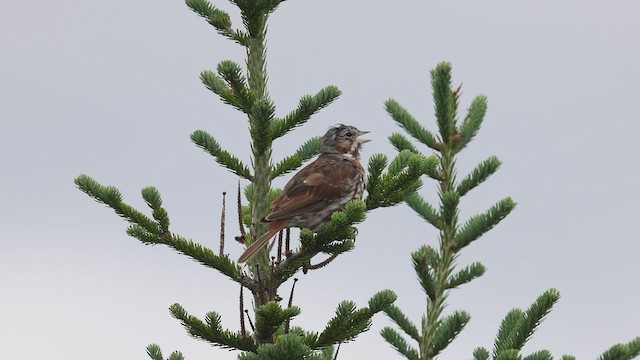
382 62 515 359
383 62 640 360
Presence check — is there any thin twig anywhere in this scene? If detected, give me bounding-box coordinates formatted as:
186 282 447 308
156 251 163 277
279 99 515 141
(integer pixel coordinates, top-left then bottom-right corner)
333 343 341 360
255 264 264 305
270 260 281 302
244 310 255 332
239 284 246 337
277 231 283 263
284 278 298 334
220 191 226 256
237 181 246 239
287 278 298 308
305 254 339 271
285 228 291 257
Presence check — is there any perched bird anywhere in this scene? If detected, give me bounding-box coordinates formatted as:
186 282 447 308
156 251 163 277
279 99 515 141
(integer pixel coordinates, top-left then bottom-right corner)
238 125 369 263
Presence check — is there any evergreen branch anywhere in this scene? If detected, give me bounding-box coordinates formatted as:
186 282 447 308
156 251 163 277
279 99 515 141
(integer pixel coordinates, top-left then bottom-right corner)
163 233 248 285
263 0 287 14
76 176 250 286
119 204 161 234
239 333 326 360
383 63 507 360
152 207 171 234
629 338 640 358
561 356 577 360
383 304 420 341
599 345 629 360
191 130 253 180
493 309 525 355
255 302 301 343
315 290 396 348
431 310 471 356
368 289 397 312
75 175 160 234
77 175 123 207
233 0 287 15
185 0 229 27
320 239 355 255
142 187 170 232
596 337 640 360
412 245 438 299
447 261 486 289
440 190 460 226
315 301 367 347
267 336 313 360
366 152 436 210
388 149 417 175
431 62 456 141
275 200 365 285
146 345 185 360
495 289 560 354
523 350 553 360
185 0 249 46
169 304 257 352
380 327 420 360
454 198 516 250
473 347 491 360
168 352 185 360
368 153 388 179
200 70 250 113
217 60 256 113
457 156 501 197
238 352 260 360
146 344 164 360
270 85 342 140
126 225 250 287
389 132 422 155
458 95 488 151
313 200 366 248
365 153 388 203
271 136 322 178
385 98 439 150
250 99 276 155
141 186 163 209
318 346 335 360
388 145 438 181
495 349 523 360
405 192 440 229
297 328 321 351
291 135 322 161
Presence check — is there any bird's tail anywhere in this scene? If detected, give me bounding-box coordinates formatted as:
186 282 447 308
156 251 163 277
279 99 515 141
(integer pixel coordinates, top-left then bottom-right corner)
238 221 287 263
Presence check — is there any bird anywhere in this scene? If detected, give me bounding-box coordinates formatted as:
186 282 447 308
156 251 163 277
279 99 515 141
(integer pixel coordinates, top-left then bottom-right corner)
238 124 369 263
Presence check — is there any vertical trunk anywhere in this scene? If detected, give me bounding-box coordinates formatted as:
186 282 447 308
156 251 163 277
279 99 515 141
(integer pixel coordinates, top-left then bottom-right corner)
245 13 276 339
422 147 458 359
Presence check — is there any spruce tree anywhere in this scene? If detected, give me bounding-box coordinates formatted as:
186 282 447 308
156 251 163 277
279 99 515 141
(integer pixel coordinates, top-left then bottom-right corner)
72 1 639 359
381 62 640 360
74 1 432 359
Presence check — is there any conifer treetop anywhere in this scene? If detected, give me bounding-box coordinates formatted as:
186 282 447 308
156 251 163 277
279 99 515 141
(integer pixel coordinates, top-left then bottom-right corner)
74 1 436 359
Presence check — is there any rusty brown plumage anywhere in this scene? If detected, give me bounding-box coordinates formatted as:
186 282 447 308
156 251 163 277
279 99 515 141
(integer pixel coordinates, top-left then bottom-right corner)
238 125 369 263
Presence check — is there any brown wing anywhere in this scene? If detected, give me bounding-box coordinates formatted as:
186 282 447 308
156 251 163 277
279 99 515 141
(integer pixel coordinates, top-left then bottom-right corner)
265 155 358 221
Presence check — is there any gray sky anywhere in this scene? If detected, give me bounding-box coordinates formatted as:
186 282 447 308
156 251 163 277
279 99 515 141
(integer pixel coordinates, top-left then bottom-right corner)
2 0 639 359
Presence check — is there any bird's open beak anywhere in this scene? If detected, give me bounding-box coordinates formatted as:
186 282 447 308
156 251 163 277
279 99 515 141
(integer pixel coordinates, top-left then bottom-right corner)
358 130 371 143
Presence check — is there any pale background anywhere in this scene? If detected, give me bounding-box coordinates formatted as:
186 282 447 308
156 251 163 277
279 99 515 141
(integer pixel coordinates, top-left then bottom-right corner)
1 1 639 359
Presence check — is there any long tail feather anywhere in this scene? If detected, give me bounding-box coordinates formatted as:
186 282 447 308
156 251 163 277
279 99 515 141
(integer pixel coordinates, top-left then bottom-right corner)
238 221 287 263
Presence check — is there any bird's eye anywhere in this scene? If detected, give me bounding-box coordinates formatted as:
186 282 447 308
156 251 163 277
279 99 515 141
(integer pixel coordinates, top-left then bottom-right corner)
345 131 353 137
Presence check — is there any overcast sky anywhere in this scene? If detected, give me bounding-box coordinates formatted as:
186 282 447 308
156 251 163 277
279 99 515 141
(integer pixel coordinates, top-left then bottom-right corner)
2 1 639 359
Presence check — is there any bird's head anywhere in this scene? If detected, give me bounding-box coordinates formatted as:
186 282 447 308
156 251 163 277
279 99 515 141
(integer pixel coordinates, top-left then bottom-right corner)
321 124 370 158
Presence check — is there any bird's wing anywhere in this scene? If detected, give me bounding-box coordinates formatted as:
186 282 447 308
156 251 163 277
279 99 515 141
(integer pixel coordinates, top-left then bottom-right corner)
265 157 358 221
